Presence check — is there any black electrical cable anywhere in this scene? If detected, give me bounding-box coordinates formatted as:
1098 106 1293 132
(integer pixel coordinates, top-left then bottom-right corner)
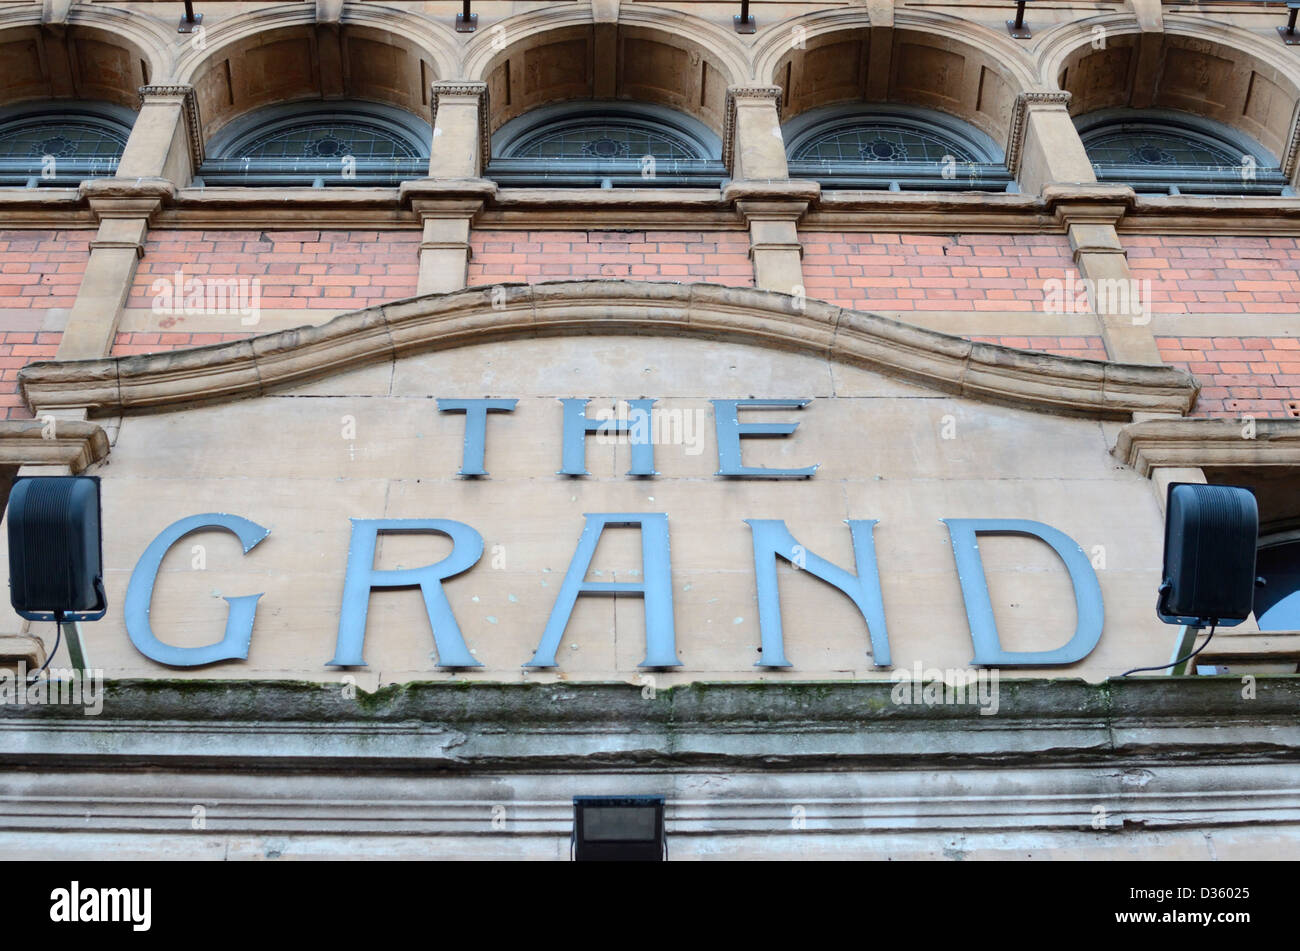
26 618 63 684
1121 622 1217 677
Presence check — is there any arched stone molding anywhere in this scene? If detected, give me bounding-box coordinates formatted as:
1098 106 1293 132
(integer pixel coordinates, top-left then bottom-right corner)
171 3 455 141
19 281 1197 420
465 5 748 138
1039 14 1300 174
0 10 171 110
756 9 1041 149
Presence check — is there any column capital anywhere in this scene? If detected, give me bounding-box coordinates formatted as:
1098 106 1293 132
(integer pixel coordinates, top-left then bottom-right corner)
138 84 204 169
723 85 783 174
430 81 490 173
1005 91 1072 177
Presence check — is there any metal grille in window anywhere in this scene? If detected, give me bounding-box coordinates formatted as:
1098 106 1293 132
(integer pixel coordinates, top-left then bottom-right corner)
236 120 420 160
0 119 127 161
791 123 976 164
509 123 700 161
1085 130 1242 168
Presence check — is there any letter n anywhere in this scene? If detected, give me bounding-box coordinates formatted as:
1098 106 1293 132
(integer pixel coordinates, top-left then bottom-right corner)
746 519 891 668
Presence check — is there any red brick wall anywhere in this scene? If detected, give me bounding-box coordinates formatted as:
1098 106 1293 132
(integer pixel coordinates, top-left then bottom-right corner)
468 231 753 286
801 233 1085 312
1127 236 1300 314
0 230 93 309
1157 336 1300 418
0 331 61 420
128 230 420 314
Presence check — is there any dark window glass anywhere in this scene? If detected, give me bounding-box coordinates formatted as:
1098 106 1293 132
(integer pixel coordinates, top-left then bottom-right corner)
1254 542 1300 631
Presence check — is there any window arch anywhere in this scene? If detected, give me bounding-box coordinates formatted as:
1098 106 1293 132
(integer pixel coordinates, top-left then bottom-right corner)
1076 109 1290 196
488 102 725 188
783 105 1014 192
198 101 431 187
0 102 134 186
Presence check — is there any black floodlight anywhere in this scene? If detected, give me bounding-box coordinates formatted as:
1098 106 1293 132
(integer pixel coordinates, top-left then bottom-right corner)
178 0 202 34
734 0 756 34
1157 482 1257 628
1007 1 1031 39
1281 2 1300 46
7 476 106 622
456 0 477 33
572 796 665 861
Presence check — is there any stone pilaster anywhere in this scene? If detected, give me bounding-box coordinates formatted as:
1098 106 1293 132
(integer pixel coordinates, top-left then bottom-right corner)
411 83 494 294
723 86 788 182
1049 188 1162 365
724 181 819 297
1006 92 1096 195
117 85 204 186
400 180 497 295
429 81 490 180
56 181 170 363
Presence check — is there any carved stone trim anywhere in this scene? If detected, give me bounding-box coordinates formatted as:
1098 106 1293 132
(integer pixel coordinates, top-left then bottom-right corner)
430 81 490 173
19 281 1196 420
1112 417 1300 476
138 84 205 170
1005 91 1072 177
1283 100 1300 181
0 419 110 472
723 85 783 174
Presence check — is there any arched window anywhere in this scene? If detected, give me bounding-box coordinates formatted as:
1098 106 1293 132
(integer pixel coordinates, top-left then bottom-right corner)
1076 109 1290 196
198 101 430 187
784 105 1014 192
488 102 725 187
0 102 133 186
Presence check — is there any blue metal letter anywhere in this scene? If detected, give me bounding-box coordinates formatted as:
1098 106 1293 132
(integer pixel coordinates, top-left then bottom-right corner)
746 519 891 668
125 513 270 667
559 398 657 476
527 513 680 668
942 518 1104 666
437 398 517 476
331 519 483 668
713 399 818 478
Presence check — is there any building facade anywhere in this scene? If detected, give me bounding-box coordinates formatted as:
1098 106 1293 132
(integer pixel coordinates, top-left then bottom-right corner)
0 0 1297 859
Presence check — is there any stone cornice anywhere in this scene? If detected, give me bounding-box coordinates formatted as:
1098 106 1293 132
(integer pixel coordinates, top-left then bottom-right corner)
722 85 783 175
8 184 1300 234
429 81 490 174
1005 91 1072 177
0 419 110 472
19 281 1197 419
139 84 205 170
1113 417 1300 476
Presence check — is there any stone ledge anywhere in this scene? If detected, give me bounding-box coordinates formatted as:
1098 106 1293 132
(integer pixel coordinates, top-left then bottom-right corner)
0 418 110 472
0 678 1295 769
1113 417 1300 476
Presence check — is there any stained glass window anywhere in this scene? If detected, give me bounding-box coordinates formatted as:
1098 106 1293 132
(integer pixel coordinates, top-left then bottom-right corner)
1083 128 1243 168
234 119 420 161
791 122 977 164
0 117 127 161
505 121 703 161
